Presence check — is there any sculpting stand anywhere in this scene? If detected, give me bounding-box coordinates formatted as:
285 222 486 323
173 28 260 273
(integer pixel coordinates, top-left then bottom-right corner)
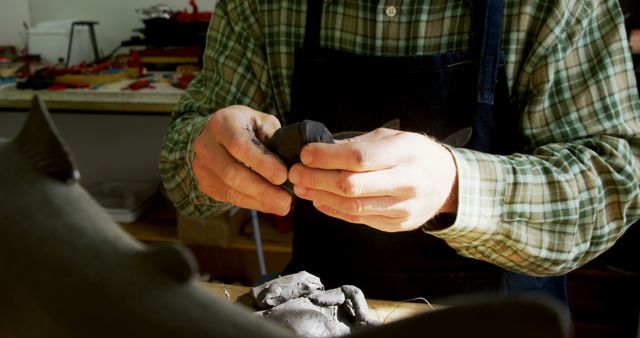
66 21 100 67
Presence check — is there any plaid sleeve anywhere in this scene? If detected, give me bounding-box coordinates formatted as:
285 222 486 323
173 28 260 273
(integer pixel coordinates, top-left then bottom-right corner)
428 0 640 275
159 0 274 217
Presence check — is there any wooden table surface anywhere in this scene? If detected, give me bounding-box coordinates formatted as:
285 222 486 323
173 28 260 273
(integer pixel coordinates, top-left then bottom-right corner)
0 76 182 114
198 282 437 324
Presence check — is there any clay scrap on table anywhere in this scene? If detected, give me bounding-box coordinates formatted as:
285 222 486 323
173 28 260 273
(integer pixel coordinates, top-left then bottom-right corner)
238 271 379 338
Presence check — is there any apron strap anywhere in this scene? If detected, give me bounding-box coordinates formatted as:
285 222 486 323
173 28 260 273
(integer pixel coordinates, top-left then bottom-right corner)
303 0 325 50
469 0 504 105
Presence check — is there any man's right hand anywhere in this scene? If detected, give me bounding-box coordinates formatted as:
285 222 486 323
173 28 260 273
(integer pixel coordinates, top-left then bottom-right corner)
192 105 292 215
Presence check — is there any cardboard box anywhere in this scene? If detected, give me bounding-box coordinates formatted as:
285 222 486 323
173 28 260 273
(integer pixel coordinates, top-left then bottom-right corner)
177 207 250 247
88 180 159 223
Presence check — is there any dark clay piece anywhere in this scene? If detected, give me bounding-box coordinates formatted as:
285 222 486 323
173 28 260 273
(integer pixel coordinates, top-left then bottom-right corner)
266 120 335 168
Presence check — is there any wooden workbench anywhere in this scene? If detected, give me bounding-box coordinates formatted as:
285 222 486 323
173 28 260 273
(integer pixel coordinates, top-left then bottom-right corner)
120 207 433 324
198 282 435 324
0 76 182 114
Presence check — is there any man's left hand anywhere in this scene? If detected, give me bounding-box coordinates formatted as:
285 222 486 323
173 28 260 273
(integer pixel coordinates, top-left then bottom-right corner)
288 128 458 232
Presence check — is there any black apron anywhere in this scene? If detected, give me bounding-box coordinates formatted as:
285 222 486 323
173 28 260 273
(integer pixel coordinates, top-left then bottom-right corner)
283 0 567 302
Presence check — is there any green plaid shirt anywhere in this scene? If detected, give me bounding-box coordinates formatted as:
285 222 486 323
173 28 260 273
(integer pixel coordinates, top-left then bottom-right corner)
160 0 640 275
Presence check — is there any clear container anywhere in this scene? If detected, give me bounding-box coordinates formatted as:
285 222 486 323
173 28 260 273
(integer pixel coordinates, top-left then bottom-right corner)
87 180 159 223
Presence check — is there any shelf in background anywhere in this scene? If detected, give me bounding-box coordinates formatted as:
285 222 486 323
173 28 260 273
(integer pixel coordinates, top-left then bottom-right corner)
0 76 182 114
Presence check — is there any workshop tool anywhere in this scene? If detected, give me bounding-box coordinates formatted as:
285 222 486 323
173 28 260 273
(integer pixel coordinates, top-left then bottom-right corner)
122 78 154 91
47 83 91 91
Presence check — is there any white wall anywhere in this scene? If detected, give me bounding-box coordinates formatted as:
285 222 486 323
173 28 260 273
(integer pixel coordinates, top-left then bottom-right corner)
0 0 31 49
0 0 216 56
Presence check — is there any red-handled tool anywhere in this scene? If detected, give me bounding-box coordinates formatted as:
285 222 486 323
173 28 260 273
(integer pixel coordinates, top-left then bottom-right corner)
122 79 154 91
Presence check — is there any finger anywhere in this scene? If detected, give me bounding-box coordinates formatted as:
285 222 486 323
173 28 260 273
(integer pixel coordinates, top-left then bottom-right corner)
213 108 287 185
289 164 414 197
337 127 400 143
253 110 282 142
194 159 291 216
293 185 408 218
333 128 398 144
300 132 408 171
206 143 293 213
220 159 293 210
193 141 292 215
312 202 404 233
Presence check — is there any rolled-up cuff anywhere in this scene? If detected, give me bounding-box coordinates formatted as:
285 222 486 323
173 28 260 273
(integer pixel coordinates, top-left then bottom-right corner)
423 147 507 247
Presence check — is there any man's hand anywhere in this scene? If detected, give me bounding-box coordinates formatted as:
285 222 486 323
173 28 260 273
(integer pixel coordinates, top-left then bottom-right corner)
192 105 292 215
288 128 458 232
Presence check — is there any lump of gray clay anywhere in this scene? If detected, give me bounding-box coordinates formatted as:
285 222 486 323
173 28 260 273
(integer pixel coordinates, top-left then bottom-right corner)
251 270 324 309
257 298 350 338
242 271 378 338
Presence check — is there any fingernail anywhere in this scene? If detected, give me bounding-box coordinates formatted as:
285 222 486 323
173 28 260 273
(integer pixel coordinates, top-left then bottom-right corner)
300 149 313 164
280 197 291 210
274 170 288 185
289 169 300 184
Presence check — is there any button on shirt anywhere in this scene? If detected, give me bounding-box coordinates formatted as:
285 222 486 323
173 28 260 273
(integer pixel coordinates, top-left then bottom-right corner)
160 0 640 276
385 5 397 17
